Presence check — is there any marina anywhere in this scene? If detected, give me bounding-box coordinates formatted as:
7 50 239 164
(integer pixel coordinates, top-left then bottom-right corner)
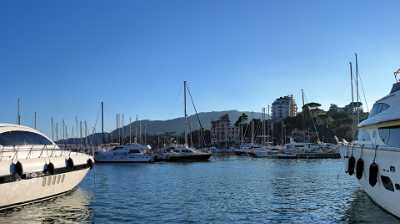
2 0 400 223
0 157 398 224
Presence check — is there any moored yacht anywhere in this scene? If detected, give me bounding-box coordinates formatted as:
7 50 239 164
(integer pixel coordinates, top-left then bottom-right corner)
283 139 324 154
249 145 282 158
157 81 211 162
159 145 211 162
234 143 260 156
341 73 400 218
0 123 93 209
95 144 154 163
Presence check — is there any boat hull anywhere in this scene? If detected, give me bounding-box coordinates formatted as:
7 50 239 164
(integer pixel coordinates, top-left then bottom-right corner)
341 145 400 218
166 153 211 162
0 168 90 210
95 153 154 163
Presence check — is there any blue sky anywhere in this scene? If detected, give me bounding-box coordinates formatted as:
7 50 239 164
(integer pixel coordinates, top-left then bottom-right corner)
1 0 400 136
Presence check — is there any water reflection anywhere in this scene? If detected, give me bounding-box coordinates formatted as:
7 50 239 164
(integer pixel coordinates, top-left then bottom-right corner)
343 190 399 224
0 157 399 223
0 189 93 224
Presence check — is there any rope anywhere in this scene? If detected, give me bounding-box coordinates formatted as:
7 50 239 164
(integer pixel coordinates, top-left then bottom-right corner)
186 86 206 147
358 74 370 112
373 145 378 162
360 144 364 158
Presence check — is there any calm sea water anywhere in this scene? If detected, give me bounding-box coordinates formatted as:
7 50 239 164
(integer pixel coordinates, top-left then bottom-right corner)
0 156 399 224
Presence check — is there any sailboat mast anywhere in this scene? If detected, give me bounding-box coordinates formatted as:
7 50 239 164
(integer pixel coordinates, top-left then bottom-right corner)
267 105 270 144
101 101 104 144
51 117 54 140
129 117 132 144
355 53 360 124
135 115 138 144
139 117 142 144
349 62 354 103
184 81 188 147
251 113 254 145
262 107 266 145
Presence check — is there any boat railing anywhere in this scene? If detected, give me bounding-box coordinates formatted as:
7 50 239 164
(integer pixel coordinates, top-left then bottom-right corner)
344 143 400 154
0 144 83 162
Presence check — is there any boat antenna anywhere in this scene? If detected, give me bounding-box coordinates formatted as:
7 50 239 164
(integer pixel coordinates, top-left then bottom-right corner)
184 81 188 147
17 97 21 125
395 68 400 82
34 112 37 129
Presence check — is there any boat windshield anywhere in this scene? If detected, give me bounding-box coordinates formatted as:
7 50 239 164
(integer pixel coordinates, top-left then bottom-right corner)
112 146 124 151
378 126 400 148
369 103 390 118
129 149 141 154
0 131 52 146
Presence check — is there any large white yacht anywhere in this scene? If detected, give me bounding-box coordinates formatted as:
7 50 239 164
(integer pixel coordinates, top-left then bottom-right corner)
0 123 93 210
94 144 154 163
341 77 400 217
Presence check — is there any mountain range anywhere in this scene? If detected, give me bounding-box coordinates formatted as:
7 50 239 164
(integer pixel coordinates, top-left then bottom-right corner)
58 110 264 144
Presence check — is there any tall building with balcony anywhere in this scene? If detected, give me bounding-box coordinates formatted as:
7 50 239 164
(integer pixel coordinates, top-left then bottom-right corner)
211 114 239 146
271 95 297 122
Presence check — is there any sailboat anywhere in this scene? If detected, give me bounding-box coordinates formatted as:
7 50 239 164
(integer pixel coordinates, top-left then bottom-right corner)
159 81 211 162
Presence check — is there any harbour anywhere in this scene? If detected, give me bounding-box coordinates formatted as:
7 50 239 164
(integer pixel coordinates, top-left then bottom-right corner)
0 156 398 224
2 0 400 223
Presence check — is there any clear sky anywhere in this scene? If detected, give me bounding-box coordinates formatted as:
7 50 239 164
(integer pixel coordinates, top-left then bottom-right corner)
1 0 400 136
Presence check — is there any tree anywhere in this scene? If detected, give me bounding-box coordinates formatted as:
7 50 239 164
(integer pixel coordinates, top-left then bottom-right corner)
234 113 249 127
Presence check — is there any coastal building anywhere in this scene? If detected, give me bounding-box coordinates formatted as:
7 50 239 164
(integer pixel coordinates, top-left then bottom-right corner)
211 114 239 146
272 95 298 122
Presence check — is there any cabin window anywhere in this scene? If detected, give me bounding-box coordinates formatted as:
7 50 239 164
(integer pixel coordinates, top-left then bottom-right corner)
112 147 124 151
369 103 390 118
378 126 400 147
0 131 52 146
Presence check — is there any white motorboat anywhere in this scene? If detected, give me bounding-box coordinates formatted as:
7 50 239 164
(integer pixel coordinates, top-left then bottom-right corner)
95 144 154 163
0 123 93 210
283 138 324 154
249 145 282 158
234 143 260 156
341 72 400 217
